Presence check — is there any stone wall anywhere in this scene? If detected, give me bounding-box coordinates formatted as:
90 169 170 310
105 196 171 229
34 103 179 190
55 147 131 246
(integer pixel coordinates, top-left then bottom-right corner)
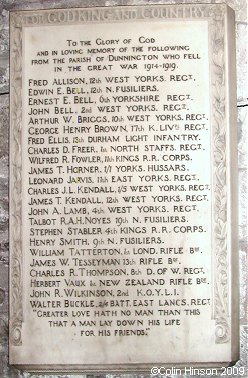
0 0 247 377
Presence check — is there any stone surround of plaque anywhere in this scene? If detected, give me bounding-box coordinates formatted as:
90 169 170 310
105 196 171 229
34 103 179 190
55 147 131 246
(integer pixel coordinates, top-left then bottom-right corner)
9 3 239 373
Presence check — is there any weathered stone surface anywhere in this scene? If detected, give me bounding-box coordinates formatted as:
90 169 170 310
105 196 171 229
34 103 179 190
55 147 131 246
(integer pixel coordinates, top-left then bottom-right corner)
239 247 247 323
0 0 247 377
236 23 248 103
0 8 9 94
0 95 9 272
0 275 8 314
238 107 247 245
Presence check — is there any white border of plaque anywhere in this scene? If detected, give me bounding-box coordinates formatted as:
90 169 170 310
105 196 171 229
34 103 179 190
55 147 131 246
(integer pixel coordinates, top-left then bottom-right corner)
9 3 239 373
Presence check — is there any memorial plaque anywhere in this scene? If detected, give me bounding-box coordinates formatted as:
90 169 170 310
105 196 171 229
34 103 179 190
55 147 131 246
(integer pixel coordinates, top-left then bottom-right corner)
9 4 239 373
